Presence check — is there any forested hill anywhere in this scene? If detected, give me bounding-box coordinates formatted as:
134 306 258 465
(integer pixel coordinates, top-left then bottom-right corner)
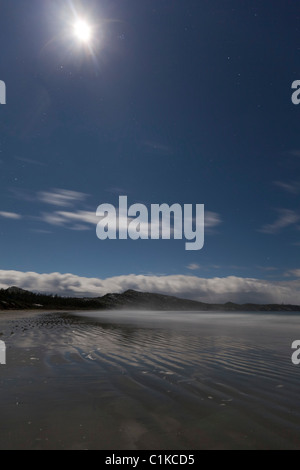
0 287 299 312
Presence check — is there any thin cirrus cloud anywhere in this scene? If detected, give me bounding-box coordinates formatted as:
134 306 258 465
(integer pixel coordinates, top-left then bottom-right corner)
39 209 222 234
41 210 98 228
285 269 300 278
1 270 300 304
35 189 222 233
14 156 45 167
7 187 222 234
0 211 22 220
274 181 300 195
140 140 174 156
259 209 300 234
205 212 221 230
257 266 278 272
186 264 201 271
38 188 89 207
40 210 131 232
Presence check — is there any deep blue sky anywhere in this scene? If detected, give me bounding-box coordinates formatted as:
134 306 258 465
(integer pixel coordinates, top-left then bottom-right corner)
0 0 299 299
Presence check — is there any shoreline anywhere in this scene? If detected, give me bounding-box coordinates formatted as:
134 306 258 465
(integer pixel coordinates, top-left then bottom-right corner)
0 309 299 449
1 307 300 314
1 288 300 313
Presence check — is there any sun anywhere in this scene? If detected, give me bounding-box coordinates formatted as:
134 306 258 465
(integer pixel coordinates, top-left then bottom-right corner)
73 19 92 44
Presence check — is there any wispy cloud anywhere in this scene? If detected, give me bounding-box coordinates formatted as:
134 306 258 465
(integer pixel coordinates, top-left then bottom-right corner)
14 156 45 167
205 211 222 229
40 210 98 230
284 269 300 278
0 211 22 220
38 188 89 208
39 205 222 235
186 264 201 271
274 181 300 195
7 187 222 237
40 210 158 235
0 270 300 304
140 140 173 156
260 209 299 234
257 266 278 272
30 229 52 234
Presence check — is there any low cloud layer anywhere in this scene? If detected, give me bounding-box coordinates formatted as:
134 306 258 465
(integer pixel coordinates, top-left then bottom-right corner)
0 270 300 304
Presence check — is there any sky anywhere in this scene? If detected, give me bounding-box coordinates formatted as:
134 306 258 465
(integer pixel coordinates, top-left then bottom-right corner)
0 0 300 303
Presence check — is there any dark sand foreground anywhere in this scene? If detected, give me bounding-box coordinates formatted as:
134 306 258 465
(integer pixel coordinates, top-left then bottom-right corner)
0 309 300 450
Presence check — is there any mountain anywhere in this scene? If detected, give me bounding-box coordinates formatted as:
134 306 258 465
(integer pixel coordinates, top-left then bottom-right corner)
5 286 31 295
97 290 209 310
0 287 299 312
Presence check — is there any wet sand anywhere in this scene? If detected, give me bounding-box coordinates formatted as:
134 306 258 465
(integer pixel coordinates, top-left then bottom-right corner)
0 309 300 450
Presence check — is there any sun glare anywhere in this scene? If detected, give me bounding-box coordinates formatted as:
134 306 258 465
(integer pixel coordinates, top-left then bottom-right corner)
73 19 92 44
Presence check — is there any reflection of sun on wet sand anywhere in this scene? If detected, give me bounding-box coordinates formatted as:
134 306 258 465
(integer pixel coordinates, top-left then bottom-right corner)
0 309 299 450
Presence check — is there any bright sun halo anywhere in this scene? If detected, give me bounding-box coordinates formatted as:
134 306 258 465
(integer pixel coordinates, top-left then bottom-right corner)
73 19 92 43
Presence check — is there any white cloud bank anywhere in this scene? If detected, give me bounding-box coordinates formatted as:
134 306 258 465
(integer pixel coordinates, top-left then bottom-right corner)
0 270 300 304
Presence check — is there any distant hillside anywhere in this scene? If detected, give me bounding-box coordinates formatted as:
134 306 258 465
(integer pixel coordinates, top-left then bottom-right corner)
0 287 299 312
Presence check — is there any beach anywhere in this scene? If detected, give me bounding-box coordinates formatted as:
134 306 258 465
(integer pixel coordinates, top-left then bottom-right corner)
0 309 299 450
